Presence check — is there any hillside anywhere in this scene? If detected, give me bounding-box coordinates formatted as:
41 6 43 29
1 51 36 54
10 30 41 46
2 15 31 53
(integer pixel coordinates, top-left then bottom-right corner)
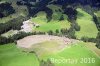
0 0 100 66
75 8 98 39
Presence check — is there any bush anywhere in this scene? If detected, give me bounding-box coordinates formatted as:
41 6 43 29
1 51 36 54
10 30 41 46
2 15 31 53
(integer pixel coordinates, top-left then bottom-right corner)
47 30 53 35
64 7 77 22
59 15 64 21
36 31 45 35
55 29 59 34
96 31 100 49
81 36 89 42
60 27 76 39
60 28 68 35
0 36 12 44
81 36 96 43
40 59 54 66
74 23 80 31
67 29 76 39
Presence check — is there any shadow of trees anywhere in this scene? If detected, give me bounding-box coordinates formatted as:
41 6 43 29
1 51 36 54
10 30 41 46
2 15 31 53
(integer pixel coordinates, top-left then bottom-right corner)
17 0 53 22
0 2 15 18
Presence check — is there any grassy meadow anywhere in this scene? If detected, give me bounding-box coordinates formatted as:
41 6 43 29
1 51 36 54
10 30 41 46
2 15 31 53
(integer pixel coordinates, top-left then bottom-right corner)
31 7 98 39
31 5 70 32
0 43 39 66
40 42 100 66
0 4 100 66
75 8 98 39
0 42 100 66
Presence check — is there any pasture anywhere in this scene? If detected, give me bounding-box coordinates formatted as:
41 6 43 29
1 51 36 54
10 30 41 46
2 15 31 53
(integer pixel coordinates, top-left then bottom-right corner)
0 43 39 66
31 5 70 32
75 8 98 39
0 41 100 66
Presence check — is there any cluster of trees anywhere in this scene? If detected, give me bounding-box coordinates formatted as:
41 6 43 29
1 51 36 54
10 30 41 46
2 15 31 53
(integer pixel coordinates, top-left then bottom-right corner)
93 15 100 31
0 36 12 44
28 6 53 22
47 25 78 39
47 30 54 35
59 15 64 21
16 0 100 8
0 31 46 44
60 19 80 38
0 0 100 50
52 0 100 8
47 29 60 36
81 37 96 43
0 2 15 18
63 6 80 31
0 0 30 19
1 0 100 19
47 20 80 39
61 27 76 39
40 59 54 66
71 22 80 31
17 0 53 22
0 32 31 44
0 16 29 34
96 31 100 49
80 31 100 49
63 7 77 22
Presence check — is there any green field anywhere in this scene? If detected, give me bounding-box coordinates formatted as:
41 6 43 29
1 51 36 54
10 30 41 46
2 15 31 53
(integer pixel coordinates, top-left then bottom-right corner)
31 5 70 32
27 40 62 58
31 8 98 38
85 42 100 56
0 42 100 66
0 43 39 66
75 8 98 39
0 4 100 66
40 42 100 66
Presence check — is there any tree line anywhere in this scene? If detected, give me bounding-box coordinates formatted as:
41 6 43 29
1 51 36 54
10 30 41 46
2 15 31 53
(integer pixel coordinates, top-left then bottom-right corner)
93 15 100 31
0 31 46 44
0 16 29 34
80 31 100 49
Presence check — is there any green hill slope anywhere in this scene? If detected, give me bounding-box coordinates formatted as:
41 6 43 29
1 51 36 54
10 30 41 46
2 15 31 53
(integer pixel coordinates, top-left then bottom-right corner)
0 43 39 66
31 5 70 32
75 8 98 39
0 42 100 66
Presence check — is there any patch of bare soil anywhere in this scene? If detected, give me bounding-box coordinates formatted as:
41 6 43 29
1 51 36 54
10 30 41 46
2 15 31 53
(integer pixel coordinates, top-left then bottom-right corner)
17 35 77 50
